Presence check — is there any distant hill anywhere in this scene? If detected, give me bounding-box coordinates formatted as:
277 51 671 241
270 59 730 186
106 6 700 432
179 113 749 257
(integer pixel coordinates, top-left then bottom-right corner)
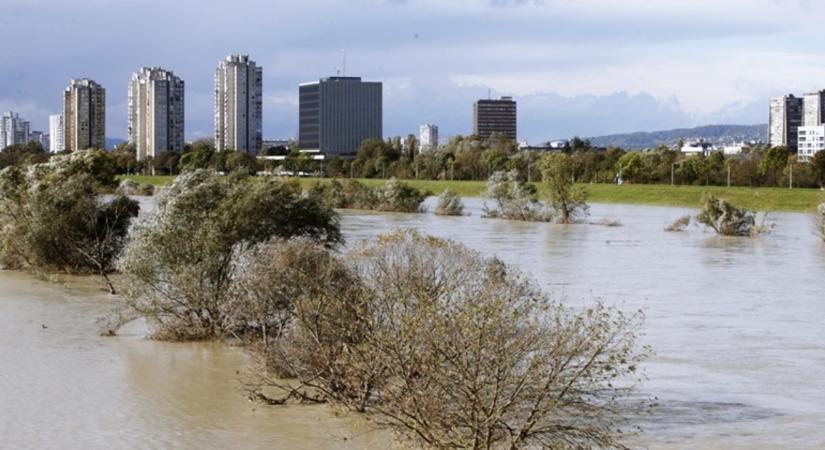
587 124 767 149
106 138 126 150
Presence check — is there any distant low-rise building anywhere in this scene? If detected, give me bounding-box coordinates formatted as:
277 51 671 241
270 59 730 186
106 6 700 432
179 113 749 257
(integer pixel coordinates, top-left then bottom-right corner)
797 125 825 162
680 140 716 156
419 124 438 152
30 131 49 150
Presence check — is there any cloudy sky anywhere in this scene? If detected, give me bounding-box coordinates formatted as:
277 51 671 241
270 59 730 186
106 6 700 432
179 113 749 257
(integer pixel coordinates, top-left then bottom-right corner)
2 0 824 143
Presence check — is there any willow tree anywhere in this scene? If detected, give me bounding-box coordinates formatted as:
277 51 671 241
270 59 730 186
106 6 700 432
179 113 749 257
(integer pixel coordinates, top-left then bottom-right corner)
116 170 341 340
541 152 590 224
247 230 648 449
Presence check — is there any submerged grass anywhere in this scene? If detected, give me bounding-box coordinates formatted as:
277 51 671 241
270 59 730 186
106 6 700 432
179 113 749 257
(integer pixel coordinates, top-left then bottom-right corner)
121 175 823 212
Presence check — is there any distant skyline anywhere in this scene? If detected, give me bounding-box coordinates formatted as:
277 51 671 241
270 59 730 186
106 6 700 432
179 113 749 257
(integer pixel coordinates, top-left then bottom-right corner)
2 0 825 143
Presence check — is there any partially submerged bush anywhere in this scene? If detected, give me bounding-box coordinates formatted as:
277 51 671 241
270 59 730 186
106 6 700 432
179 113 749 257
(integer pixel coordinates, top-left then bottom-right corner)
665 215 691 232
374 178 427 212
117 179 155 196
596 217 623 227
246 230 648 449
542 153 590 224
482 170 553 222
0 151 139 293
816 203 825 242
308 178 427 213
434 189 464 216
696 195 770 237
116 170 341 340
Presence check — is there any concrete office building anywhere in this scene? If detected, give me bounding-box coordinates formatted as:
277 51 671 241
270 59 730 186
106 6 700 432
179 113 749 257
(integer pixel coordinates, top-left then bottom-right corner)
768 94 803 152
63 79 106 151
299 76 382 156
214 55 262 155
49 114 64 153
803 91 825 127
798 125 825 162
128 67 185 161
0 111 31 150
419 124 438 152
473 96 517 140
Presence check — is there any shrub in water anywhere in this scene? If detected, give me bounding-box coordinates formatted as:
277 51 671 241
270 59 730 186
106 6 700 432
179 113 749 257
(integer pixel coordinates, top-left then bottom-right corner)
434 189 464 216
482 170 553 222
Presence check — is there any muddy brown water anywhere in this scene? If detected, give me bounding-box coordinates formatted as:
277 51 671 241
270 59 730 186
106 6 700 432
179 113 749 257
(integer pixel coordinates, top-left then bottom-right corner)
2 196 824 449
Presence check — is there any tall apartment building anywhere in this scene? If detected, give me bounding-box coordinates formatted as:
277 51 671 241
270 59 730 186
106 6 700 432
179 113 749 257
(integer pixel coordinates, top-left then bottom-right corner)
128 67 185 161
473 96 517 140
299 76 382 156
419 124 438 152
49 114 64 153
214 55 262 155
63 79 106 151
803 91 825 127
768 94 803 152
0 111 31 150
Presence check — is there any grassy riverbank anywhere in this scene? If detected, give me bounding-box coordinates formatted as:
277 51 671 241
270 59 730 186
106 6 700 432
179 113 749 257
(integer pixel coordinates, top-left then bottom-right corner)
122 175 823 212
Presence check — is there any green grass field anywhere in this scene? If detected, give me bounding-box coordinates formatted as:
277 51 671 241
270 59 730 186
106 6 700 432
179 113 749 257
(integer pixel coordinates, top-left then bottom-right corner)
121 175 824 212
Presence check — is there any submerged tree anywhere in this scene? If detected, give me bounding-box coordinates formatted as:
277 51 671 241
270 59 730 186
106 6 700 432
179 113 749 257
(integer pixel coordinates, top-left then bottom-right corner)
308 178 427 213
434 189 464 216
0 151 139 293
696 195 768 237
482 170 553 222
247 230 648 449
541 153 590 224
116 170 341 340
816 202 825 243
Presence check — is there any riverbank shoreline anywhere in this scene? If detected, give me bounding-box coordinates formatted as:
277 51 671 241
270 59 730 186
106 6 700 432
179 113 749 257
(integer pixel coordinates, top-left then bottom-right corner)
121 175 824 212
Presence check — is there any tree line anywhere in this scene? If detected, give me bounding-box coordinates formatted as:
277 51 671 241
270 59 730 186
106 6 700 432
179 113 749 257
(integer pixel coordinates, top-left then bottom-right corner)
5 135 825 189
327 135 825 189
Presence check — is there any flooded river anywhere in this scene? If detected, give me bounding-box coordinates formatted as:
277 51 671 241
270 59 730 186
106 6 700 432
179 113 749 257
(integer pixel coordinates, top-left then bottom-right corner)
2 198 824 449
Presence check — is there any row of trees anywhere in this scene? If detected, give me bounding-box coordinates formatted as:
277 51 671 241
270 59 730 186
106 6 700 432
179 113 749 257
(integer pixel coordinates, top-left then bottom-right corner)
7 134 825 188
328 135 825 189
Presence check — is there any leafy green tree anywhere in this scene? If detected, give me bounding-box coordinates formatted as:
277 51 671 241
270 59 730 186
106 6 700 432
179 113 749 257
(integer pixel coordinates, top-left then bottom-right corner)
759 146 789 186
0 151 139 292
617 152 643 183
811 150 825 187
541 153 590 224
117 170 341 340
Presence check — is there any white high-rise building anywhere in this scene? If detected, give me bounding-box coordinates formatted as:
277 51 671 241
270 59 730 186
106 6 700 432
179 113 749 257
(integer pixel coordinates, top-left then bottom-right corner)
0 111 31 150
128 67 185 161
63 78 106 151
419 124 438 152
803 91 825 127
49 114 64 153
768 94 803 152
214 54 262 155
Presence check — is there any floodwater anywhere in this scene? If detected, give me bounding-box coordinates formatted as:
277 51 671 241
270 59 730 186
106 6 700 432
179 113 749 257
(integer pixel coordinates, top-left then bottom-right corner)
2 196 824 449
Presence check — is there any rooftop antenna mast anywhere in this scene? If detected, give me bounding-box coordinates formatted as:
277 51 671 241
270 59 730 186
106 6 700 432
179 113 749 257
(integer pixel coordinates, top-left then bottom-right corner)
342 50 347 76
